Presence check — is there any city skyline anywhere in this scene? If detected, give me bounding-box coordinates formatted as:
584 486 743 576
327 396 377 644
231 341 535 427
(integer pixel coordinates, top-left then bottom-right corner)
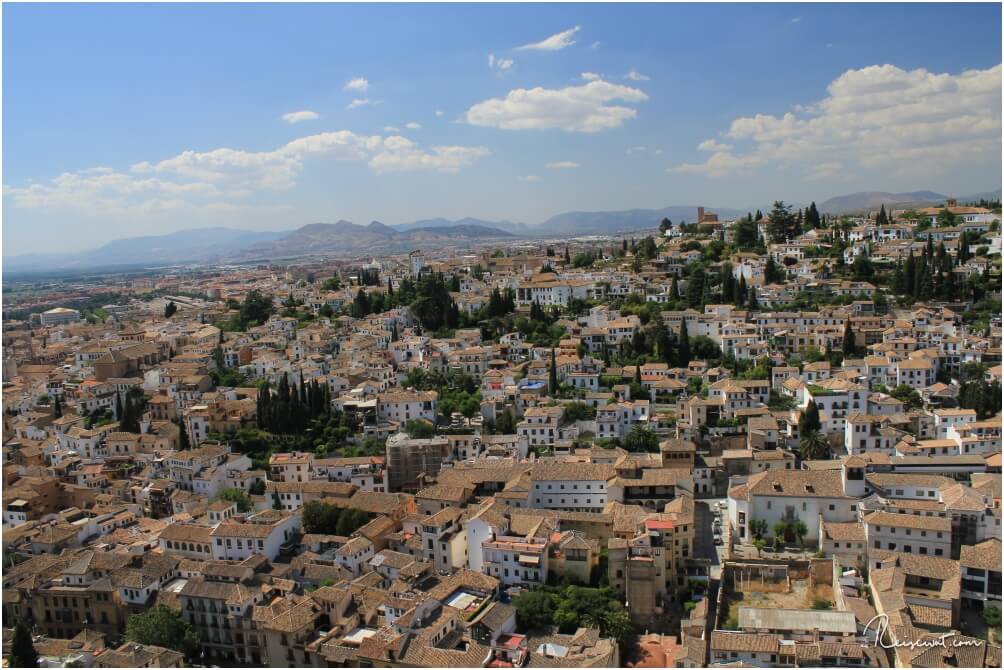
3 2 1002 255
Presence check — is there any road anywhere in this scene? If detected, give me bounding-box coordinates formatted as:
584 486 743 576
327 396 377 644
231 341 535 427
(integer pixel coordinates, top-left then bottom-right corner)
694 498 726 580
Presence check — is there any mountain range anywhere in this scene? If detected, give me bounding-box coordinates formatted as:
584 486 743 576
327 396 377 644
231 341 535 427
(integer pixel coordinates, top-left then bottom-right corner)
5 189 999 273
817 188 1001 214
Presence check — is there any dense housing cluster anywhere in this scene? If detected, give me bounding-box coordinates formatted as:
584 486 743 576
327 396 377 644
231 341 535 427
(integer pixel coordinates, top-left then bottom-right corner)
2 198 1002 668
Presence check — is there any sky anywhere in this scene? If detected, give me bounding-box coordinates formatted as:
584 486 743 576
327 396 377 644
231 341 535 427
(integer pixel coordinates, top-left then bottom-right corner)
3 2 1002 255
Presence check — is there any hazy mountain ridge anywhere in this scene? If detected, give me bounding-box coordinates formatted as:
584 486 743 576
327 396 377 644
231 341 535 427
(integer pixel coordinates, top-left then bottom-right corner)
7 189 1000 273
818 189 1002 214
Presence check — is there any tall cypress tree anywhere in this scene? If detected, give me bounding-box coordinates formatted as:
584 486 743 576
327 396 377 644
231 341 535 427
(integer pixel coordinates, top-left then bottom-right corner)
549 348 558 394
678 320 691 367
842 320 856 356
10 619 38 669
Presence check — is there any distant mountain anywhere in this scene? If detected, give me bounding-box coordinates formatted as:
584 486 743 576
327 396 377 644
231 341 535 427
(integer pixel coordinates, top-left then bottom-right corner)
817 191 949 214
537 205 747 235
958 188 1003 203
393 217 534 235
243 221 515 259
2 227 284 273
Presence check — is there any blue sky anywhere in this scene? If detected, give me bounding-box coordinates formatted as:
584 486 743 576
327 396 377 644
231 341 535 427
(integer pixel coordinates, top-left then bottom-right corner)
3 2 1001 255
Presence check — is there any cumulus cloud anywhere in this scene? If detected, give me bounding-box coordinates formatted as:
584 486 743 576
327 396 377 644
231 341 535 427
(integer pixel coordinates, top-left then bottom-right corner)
464 78 648 132
346 98 371 110
6 130 490 213
671 63 1002 178
546 161 579 169
626 146 662 156
697 139 733 152
517 25 580 51
435 110 445 117
625 69 650 82
489 53 514 71
405 122 422 129
282 110 319 124
581 72 601 81
383 125 401 132
368 136 490 172
518 175 539 182
343 77 369 92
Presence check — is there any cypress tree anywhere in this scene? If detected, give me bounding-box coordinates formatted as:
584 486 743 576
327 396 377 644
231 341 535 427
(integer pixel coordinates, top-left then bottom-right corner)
178 419 191 450
678 320 691 367
842 320 856 356
53 395 62 419
549 348 558 394
10 619 38 669
747 286 758 309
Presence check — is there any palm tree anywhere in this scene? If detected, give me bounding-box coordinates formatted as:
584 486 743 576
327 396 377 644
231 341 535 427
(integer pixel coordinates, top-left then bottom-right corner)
799 430 830 461
794 519 808 548
773 521 789 550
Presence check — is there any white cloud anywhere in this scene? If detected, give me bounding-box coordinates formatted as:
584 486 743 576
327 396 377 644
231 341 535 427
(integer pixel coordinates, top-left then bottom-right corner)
673 151 766 177
368 136 490 172
346 98 371 110
465 78 648 133
435 110 444 117
343 77 369 92
518 175 539 182
791 17 802 24
626 145 662 156
516 25 580 51
671 63 1002 179
546 161 579 169
6 130 490 213
405 122 422 129
383 126 401 132
581 72 601 81
489 53 514 71
697 139 733 152
282 110 319 124
590 41 601 50
625 69 650 82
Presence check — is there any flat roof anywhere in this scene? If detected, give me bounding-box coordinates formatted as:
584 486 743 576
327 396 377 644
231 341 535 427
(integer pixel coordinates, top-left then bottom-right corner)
738 607 855 634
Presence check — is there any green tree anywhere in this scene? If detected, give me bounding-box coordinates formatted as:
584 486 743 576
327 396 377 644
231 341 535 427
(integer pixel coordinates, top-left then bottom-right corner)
549 348 558 394
767 201 797 243
164 300 177 318
514 589 557 631
890 384 923 410
753 537 766 558
936 207 957 228
799 430 830 461
677 320 691 367
798 400 821 435
125 604 200 660
52 395 62 419
405 419 435 438
793 519 808 547
623 425 660 452
772 522 788 550
983 604 1002 630
9 619 38 669
842 320 856 356
733 214 760 248
216 488 253 513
